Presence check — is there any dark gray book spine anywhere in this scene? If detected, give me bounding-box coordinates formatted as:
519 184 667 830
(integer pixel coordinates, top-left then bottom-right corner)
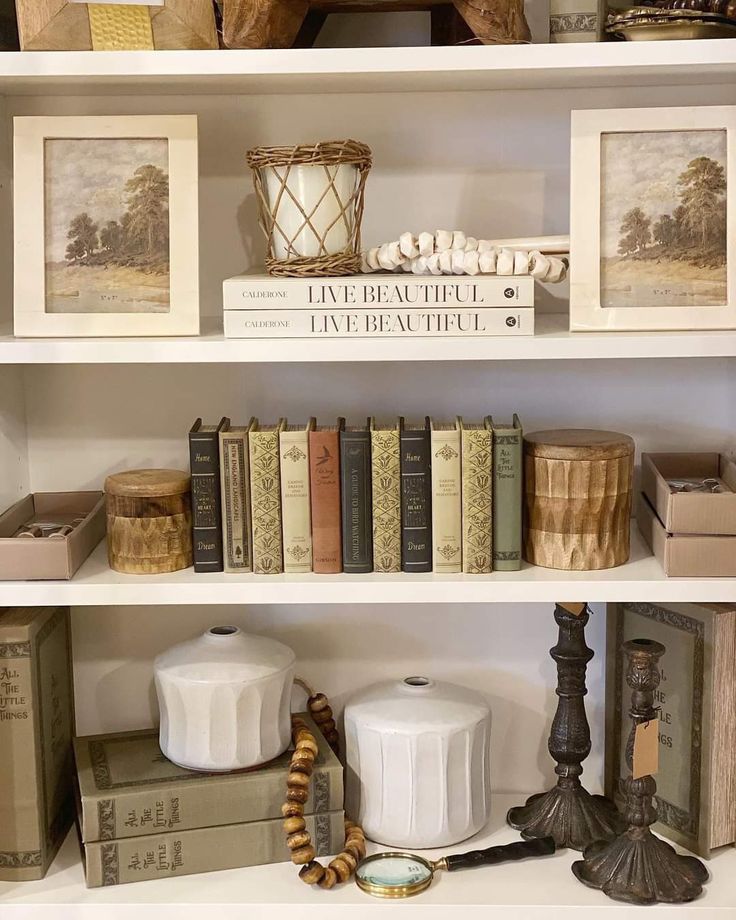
340 430 373 573
400 428 432 572
189 423 224 573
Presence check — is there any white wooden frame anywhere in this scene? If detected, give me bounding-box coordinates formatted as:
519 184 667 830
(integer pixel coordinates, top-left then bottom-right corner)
570 106 735 332
13 114 199 337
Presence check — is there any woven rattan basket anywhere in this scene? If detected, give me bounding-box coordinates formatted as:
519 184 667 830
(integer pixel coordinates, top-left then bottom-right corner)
246 139 372 277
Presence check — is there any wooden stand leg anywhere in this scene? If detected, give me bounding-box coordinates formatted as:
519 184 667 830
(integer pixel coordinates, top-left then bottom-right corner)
452 0 531 44
293 9 328 47
223 0 310 49
430 4 476 45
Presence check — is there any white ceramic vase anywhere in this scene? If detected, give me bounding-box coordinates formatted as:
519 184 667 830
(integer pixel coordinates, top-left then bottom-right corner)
345 676 492 849
154 626 296 772
264 163 358 260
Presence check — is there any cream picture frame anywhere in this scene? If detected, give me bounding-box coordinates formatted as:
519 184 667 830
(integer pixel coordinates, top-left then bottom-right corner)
14 114 199 337
570 106 735 332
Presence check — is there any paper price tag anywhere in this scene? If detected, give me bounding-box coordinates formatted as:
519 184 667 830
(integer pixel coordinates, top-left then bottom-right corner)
633 719 659 779
559 602 586 616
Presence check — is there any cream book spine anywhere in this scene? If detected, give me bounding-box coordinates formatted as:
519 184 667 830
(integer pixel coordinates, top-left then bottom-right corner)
370 420 401 573
219 421 253 573
279 421 314 574
430 420 462 574
249 420 286 575
460 420 493 574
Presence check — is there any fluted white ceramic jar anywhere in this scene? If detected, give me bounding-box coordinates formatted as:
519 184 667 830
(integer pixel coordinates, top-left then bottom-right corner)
154 626 296 772
345 676 491 849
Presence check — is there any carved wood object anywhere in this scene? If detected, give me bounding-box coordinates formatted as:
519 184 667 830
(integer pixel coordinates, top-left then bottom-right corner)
523 429 634 571
105 469 192 575
223 0 531 47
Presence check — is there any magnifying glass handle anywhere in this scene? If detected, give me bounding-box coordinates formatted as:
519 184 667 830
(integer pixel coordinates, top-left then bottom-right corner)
444 835 556 872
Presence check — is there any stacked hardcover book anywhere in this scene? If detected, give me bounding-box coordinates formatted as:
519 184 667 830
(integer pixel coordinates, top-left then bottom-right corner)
74 713 344 888
188 415 523 575
222 273 535 338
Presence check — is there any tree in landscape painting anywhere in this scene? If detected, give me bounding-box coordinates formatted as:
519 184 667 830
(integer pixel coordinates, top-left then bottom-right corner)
65 213 99 263
615 155 726 269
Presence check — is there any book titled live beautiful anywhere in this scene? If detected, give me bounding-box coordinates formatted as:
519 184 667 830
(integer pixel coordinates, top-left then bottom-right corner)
0 607 74 881
223 273 535 309
310 419 344 573
73 713 343 843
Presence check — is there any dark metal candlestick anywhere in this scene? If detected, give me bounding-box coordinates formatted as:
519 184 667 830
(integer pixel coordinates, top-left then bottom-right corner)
507 603 625 850
572 638 708 904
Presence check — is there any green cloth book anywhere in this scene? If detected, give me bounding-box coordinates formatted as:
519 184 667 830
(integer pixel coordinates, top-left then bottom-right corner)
0 607 74 882
82 809 345 888
489 414 523 571
74 712 343 843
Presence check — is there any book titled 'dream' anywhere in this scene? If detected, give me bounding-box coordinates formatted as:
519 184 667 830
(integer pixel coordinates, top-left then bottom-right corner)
223 273 535 310
225 307 534 338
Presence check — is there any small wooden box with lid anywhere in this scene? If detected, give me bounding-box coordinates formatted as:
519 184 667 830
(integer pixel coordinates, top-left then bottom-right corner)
105 469 193 575
523 429 634 571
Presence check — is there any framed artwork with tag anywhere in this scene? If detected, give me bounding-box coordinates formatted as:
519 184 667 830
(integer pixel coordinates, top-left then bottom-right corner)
605 602 736 857
15 1 217 51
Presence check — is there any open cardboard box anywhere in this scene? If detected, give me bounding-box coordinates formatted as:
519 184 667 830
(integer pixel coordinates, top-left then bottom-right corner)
0 492 105 580
641 452 736 536
637 492 736 578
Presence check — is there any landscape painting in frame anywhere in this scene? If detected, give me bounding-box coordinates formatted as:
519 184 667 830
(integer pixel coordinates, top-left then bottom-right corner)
44 137 170 314
600 129 727 309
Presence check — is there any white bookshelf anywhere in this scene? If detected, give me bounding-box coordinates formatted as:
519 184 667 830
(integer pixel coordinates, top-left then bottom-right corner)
5 315 736 363
2 795 733 918
0 41 735 919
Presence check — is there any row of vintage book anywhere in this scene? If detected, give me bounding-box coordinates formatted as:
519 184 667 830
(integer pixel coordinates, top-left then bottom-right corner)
188 415 523 575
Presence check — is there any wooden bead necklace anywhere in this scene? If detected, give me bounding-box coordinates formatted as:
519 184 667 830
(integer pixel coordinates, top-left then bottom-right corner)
286 682 366 889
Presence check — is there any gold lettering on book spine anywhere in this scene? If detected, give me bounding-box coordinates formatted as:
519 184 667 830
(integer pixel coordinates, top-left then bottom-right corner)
250 431 284 574
371 430 401 573
462 428 493 574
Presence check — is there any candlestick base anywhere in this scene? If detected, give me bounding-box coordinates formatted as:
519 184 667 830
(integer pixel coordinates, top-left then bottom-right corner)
572 828 708 905
507 781 625 852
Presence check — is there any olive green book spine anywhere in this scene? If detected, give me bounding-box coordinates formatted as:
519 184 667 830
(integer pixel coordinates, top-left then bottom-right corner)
83 809 345 888
460 420 493 574
490 414 523 571
75 713 343 843
249 419 286 574
370 420 401 573
0 607 74 881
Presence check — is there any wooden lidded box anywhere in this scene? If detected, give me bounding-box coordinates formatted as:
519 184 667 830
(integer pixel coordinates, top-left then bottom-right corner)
523 429 634 570
105 469 192 575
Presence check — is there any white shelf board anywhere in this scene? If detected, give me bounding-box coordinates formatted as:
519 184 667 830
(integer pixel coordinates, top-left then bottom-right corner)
4 315 736 364
3 524 736 607
0 794 730 918
0 42 733 96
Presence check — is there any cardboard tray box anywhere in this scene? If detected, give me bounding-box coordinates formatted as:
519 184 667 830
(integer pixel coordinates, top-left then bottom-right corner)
0 492 105 580
637 492 736 577
641 452 736 535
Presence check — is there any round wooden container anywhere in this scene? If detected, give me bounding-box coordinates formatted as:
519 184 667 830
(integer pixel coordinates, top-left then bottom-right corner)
523 429 634 571
105 469 192 575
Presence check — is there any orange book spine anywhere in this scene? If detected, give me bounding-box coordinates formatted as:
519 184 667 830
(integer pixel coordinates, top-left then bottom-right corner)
309 430 342 574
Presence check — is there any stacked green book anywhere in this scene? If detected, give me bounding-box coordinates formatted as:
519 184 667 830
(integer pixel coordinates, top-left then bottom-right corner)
74 712 344 888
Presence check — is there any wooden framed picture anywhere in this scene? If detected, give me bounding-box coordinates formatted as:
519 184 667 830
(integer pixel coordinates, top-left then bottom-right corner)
14 115 200 338
605 602 736 857
16 1 217 52
570 106 735 331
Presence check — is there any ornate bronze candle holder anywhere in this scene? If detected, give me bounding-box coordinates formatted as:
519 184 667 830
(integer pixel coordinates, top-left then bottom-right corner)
507 603 624 850
572 638 708 904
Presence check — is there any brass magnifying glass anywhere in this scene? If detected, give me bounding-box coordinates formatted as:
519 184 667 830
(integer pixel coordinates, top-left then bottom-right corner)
355 835 556 899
